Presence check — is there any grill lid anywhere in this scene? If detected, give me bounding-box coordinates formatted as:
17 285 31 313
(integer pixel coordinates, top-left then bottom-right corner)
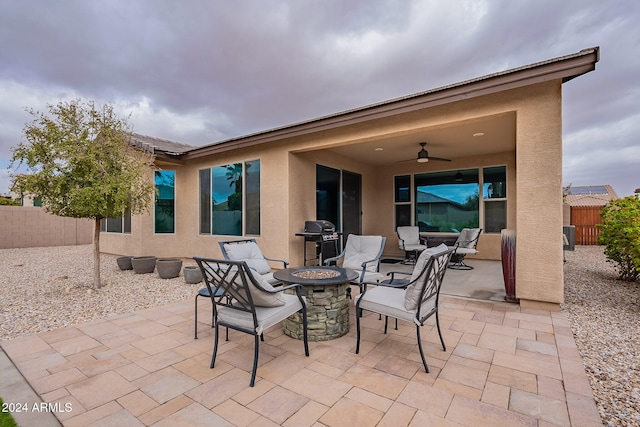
304 220 335 233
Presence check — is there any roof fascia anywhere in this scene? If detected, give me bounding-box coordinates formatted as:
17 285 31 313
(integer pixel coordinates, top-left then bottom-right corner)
184 47 599 160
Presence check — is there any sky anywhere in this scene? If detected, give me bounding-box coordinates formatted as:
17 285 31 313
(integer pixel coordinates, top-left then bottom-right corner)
1 0 639 197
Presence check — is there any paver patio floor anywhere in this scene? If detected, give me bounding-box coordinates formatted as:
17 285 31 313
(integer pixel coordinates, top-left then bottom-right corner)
1 289 602 426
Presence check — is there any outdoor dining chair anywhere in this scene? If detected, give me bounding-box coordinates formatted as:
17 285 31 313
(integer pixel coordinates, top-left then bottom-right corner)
219 239 289 284
355 244 454 373
447 228 482 270
323 234 386 295
397 226 427 264
193 257 309 387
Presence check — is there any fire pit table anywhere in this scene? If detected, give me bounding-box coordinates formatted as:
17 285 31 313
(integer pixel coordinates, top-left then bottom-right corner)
273 266 357 341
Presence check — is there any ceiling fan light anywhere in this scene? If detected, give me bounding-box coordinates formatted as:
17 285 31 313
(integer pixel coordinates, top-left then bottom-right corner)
417 157 429 163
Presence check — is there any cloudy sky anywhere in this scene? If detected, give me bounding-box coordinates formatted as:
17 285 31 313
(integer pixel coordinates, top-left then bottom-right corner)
1 0 638 197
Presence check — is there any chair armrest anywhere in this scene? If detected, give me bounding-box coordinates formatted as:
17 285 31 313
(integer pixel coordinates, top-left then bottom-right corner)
323 254 343 265
264 256 289 269
385 271 411 281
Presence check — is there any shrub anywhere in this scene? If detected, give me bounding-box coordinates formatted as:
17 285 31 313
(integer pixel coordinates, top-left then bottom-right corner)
597 195 640 281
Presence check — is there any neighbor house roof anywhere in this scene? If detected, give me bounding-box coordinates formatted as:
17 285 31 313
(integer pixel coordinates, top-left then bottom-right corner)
565 185 618 206
166 46 599 162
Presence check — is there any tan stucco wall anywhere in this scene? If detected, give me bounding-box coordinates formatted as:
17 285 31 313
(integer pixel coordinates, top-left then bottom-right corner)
100 80 565 305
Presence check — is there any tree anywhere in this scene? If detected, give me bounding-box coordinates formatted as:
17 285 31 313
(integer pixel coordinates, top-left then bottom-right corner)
597 195 640 281
10 100 156 289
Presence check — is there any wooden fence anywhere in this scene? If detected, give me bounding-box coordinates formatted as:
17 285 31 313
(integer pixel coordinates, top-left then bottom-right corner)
570 206 603 245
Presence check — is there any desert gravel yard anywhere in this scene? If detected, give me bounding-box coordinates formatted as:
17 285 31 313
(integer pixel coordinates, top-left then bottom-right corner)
0 244 638 426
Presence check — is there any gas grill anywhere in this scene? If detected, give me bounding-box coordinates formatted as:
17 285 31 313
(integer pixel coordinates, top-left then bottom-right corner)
295 220 341 266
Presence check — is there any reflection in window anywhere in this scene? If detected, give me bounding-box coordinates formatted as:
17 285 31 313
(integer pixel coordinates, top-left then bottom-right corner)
414 170 479 233
199 161 260 236
155 170 175 233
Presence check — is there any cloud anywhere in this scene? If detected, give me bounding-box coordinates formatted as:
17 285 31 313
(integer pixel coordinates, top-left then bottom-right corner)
0 0 639 196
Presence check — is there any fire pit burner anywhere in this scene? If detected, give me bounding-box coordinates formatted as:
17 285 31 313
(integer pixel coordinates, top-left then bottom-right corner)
291 269 340 280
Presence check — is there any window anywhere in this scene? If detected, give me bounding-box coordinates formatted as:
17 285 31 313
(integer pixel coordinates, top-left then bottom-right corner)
100 210 131 233
395 166 507 233
199 160 260 236
155 170 175 233
483 166 507 233
415 170 479 233
394 175 411 228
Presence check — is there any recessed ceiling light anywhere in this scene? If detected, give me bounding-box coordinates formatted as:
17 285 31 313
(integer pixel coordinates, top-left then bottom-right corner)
473 132 485 137
375 147 383 151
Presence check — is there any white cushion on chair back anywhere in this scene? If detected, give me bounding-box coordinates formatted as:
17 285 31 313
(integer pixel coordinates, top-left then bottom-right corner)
223 242 271 274
404 244 448 310
456 228 481 249
342 235 383 273
397 226 421 248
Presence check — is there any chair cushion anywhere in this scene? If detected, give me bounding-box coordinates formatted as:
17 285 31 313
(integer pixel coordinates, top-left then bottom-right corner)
457 228 481 249
223 242 271 274
404 244 448 310
218 293 304 335
243 269 286 307
397 226 421 247
342 235 383 273
356 286 416 323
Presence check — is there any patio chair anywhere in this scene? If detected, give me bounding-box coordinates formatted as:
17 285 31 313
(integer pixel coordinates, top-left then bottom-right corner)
219 239 289 284
355 245 454 373
447 228 482 270
194 257 309 387
397 226 427 264
323 234 386 295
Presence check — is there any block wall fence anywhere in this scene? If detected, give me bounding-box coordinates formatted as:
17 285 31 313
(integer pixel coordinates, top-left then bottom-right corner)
0 206 93 249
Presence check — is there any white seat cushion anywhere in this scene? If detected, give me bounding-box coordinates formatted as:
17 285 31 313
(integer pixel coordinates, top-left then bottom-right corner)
223 242 271 274
218 293 305 335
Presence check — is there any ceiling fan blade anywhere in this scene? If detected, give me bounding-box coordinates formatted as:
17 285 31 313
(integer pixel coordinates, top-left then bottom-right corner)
427 156 452 162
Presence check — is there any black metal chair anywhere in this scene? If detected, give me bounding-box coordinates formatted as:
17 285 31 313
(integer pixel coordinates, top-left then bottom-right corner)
219 239 289 285
193 257 309 387
355 246 454 373
397 226 427 265
447 228 482 270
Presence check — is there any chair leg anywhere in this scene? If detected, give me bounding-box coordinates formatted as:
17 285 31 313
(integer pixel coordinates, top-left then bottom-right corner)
416 325 429 373
355 307 362 354
301 309 310 357
250 334 260 387
435 311 446 351
194 294 199 339
384 316 389 334
210 323 220 369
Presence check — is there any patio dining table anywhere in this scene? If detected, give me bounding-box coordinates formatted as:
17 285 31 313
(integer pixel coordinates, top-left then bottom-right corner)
274 266 357 341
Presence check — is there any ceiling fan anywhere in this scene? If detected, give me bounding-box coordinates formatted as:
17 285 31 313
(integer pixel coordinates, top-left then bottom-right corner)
410 142 451 163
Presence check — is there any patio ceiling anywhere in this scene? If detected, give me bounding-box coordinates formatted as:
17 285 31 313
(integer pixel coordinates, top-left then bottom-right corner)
325 112 516 166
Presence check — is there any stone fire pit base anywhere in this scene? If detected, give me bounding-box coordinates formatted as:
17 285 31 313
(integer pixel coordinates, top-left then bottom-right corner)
283 282 350 342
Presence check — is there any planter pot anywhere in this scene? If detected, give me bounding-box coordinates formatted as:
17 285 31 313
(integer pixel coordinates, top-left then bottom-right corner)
116 256 133 270
131 256 157 274
501 229 518 303
183 266 203 284
157 258 183 279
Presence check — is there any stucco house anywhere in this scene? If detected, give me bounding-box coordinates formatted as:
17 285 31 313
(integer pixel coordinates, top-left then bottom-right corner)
101 47 600 311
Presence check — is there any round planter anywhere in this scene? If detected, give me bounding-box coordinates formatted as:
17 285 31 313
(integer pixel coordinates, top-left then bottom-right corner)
131 256 157 274
116 256 133 270
183 266 203 284
157 258 183 279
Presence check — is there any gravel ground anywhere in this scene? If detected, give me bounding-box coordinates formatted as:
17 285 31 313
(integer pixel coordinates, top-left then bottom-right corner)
0 244 637 425
0 245 202 339
562 246 639 427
